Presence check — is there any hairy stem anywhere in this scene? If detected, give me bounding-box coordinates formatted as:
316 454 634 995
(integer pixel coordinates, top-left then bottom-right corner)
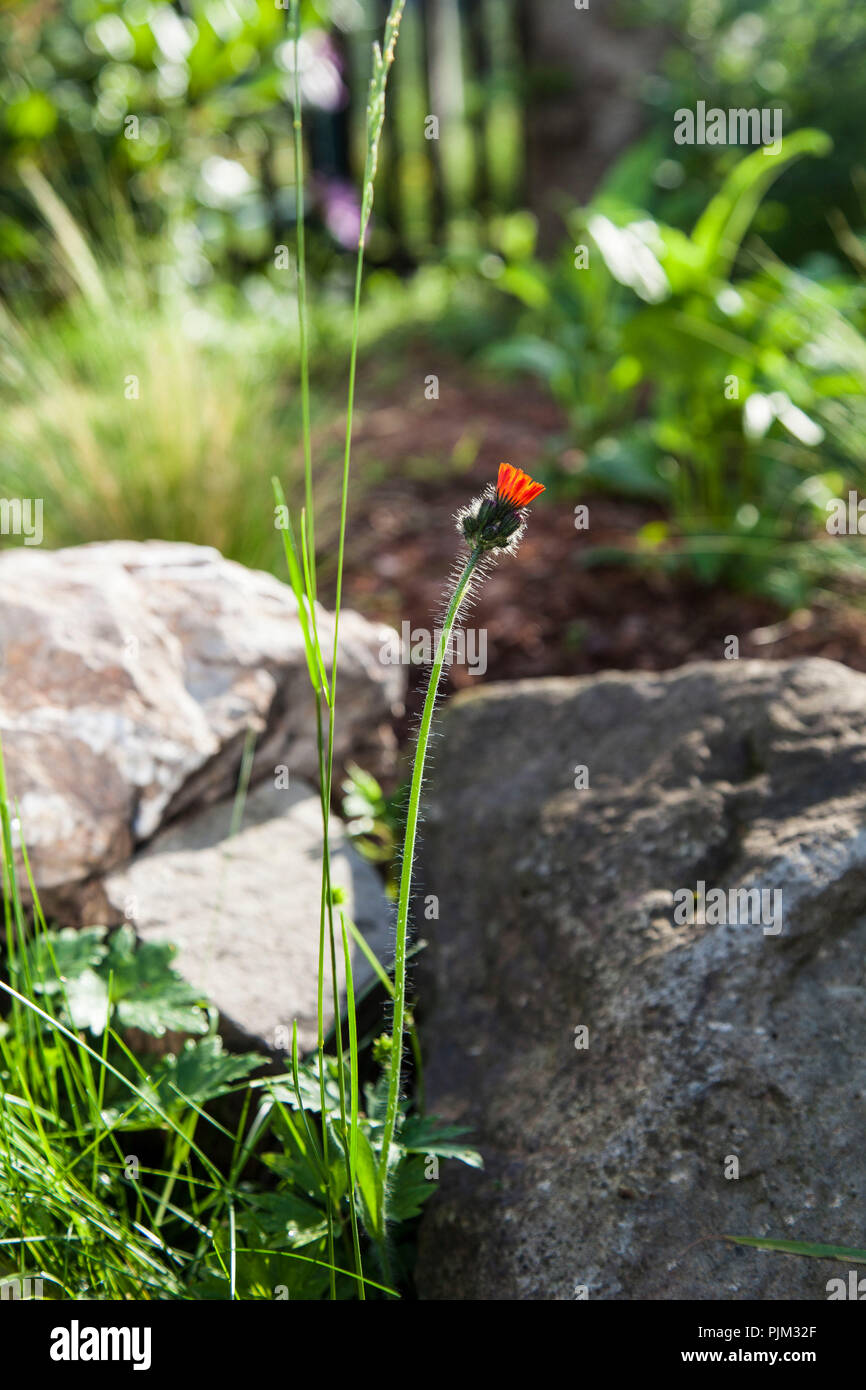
376 548 482 1223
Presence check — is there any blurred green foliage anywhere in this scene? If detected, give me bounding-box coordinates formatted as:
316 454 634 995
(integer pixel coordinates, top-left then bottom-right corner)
623 0 866 264
0 0 526 294
482 135 866 607
3 1 866 609
0 0 358 295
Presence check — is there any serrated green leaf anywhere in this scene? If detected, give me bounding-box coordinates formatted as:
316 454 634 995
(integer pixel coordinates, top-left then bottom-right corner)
100 927 208 1036
114 980 208 1037
151 1036 264 1109
28 926 108 993
246 1191 329 1247
387 1153 437 1222
399 1116 483 1169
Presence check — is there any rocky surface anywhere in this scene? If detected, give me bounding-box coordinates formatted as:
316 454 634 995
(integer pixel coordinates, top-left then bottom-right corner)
415 658 866 1300
0 541 403 918
103 779 392 1053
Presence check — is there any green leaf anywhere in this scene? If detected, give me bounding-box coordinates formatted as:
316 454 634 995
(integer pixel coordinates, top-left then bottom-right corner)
102 927 209 1036
271 476 329 706
151 1036 264 1109
114 979 209 1037
399 1116 483 1169
353 1127 382 1240
691 130 832 278
727 1236 866 1264
582 430 671 502
497 264 550 309
387 1154 437 1222
268 1054 343 1115
246 1191 328 1247
480 335 572 385
28 926 108 993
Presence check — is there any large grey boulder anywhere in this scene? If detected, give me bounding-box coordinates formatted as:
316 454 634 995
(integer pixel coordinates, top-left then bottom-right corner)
103 779 391 1053
415 659 866 1300
0 541 402 918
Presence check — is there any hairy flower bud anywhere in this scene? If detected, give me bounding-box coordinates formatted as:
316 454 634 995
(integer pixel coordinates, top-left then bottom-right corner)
456 462 545 554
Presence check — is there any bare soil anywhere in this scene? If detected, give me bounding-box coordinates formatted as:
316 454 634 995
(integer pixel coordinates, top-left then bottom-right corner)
324 359 866 737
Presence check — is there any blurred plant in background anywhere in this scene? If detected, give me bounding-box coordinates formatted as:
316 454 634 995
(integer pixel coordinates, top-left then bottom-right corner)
0 161 463 567
623 0 866 265
3 0 866 609
479 133 866 607
0 0 526 296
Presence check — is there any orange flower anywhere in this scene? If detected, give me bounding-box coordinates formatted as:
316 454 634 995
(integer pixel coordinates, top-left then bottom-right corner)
458 461 545 554
496 462 545 509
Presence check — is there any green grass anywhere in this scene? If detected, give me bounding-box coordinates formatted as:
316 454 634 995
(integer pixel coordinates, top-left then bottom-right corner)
0 726 479 1300
0 166 459 576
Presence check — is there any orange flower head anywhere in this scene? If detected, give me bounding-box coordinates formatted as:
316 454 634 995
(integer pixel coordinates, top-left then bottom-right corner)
496 462 546 509
457 461 545 554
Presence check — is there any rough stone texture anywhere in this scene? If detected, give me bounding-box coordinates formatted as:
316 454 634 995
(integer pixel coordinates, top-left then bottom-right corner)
103 779 392 1053
415 659 866 1300
0 541 403 916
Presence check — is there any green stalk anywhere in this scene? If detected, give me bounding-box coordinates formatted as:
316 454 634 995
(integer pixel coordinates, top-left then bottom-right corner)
291 0 315 593
278 0 406 1301
340 911 364 1299
315 0 404 1293
288 0 339 1295
328 0 406 716
376 548 482 1220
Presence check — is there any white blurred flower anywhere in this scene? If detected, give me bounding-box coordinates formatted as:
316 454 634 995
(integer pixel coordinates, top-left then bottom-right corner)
588 215 669 304
768 392 825 446
150 5 196 61
199 156 255 208
743 392 775 439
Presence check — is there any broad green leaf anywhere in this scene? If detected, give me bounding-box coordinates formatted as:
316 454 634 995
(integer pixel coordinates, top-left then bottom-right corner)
103 928 209 1036
480 335 572 384
387 1154 437 1222
399 1116 483 1169
245 1191 329 1247
582 430 671 502
114 979 208 1037
151 1036 264 1109
497 264 550 309
692 130 832 278
28 926 108 993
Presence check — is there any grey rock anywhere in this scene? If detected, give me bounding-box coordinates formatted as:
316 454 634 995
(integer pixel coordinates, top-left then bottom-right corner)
0 541 403 915
104 778 392 1053
415 659 866 1300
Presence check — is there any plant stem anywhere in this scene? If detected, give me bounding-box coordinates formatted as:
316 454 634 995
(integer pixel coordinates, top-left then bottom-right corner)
291 0 315 594
376 548 482 1221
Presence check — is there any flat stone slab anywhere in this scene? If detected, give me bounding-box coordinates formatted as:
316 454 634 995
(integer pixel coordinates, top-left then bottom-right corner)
104 779 393 1053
